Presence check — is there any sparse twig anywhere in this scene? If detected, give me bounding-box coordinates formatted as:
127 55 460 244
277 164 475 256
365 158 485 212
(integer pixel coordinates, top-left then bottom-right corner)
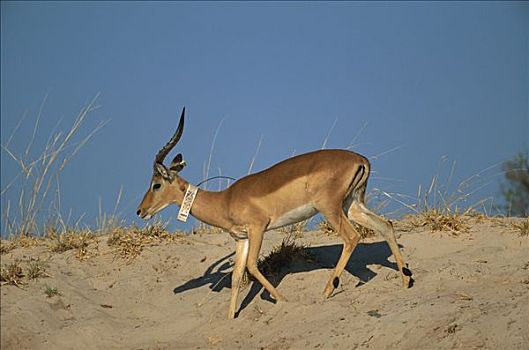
1 94 106 237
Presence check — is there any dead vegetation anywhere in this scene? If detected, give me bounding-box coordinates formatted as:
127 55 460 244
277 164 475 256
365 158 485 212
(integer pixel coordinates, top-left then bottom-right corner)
0 241 15 255
1 257 50 287
27 258 50 280
278 221 308 238
511 217 529 237
0 235 40 254
240 234 315 289
257 235 316 278
0 259 25 287
49 229 98 259
318 219 375 239
107 223 183 260
1 223 186 262
1 95 107 238
1 230 96 259
404 209 470 235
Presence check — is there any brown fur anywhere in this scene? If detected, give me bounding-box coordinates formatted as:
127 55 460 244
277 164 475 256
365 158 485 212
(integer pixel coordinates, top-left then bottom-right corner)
138 145 411 319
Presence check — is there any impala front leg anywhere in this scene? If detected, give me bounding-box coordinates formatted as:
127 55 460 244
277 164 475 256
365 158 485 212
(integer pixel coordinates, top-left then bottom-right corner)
246 227 286 302
228 239 249 319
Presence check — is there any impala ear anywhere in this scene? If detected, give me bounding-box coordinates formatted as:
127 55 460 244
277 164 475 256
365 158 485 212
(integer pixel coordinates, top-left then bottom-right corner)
155 162 171 180
170 153 187 172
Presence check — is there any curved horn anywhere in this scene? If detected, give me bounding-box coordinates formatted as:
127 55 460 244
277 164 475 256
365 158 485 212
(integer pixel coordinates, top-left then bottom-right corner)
154 107 185 169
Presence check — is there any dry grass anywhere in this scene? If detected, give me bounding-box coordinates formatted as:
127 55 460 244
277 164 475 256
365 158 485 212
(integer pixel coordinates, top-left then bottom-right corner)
1 222 185 262
27 258 50 280
377 157 501 235
1 257 50 287
108 223 182 260
0 259 25 287
257 235 316 278
240 234 315 289
0 235 40 254
0 240 16 255
1 94 107 238
404 209 470 235
278 220 309 239
318 219 375 239
49 229 97 260
1 229 97 260
511 217 529 237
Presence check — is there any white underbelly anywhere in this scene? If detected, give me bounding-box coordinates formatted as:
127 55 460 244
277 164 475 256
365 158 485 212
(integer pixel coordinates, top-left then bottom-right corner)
267 204 318 230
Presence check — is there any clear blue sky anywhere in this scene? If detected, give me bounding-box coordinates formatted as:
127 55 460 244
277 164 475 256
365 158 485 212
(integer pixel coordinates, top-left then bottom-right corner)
1 2 528 233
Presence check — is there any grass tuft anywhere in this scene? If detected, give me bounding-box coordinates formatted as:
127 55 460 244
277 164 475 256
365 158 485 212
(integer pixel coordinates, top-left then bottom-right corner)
278 220 309 239
44 285 61 298
405 209 470 235
377 157 501 234
511 217 529 237
0 241 16 255
50 229 97 259
108 222 182 260
27 258 50 280
318 219 375 239
0 235 40 254
257 235 316 278
1 260 25 287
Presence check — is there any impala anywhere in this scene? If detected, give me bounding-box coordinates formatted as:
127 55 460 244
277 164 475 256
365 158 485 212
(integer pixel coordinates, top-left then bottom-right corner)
137 107 413 319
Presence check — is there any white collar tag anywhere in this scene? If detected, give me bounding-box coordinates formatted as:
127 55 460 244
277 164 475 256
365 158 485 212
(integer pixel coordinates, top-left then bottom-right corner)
177 184 198 222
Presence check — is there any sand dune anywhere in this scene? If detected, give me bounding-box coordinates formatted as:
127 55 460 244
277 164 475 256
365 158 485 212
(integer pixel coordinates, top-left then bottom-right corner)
1 219 528 349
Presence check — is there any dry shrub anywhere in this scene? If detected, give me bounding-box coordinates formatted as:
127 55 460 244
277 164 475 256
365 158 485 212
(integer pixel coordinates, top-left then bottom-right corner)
1 257 50 287
0 260 25 287
461 210 488 224
406 209 469 235
318 219 375 239
257 235 315 278
278 220 309 239
12 235 40 248
0 241 16 255
0 235 41 255
108 223 182 260
50 229 97 259
27 258 50 280
511 217 529 237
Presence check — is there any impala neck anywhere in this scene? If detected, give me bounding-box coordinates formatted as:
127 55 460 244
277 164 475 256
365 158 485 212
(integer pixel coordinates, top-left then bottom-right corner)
173 177 231 229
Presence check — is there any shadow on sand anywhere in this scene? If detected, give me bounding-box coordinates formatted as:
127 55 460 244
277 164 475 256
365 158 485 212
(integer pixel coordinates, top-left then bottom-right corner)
173 241 399 315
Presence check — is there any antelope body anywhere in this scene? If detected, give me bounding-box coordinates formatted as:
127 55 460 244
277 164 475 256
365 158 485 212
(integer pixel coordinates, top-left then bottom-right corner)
137 108 413 319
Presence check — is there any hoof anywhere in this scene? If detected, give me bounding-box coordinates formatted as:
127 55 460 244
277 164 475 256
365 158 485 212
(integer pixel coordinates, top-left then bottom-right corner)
402 275 414 288
333 277 340 289
402 266 413 277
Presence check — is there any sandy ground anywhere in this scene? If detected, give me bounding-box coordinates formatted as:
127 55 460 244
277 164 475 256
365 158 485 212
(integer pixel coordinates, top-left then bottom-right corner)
1 219 528 349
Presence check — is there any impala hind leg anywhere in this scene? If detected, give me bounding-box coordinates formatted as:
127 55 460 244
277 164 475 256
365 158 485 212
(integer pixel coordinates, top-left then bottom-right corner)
347 201 413 288
228 239 249 319
320 210 362 299
246 228 286 302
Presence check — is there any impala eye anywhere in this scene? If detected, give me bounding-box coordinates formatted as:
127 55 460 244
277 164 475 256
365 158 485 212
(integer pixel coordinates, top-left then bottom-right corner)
152 183 161 191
